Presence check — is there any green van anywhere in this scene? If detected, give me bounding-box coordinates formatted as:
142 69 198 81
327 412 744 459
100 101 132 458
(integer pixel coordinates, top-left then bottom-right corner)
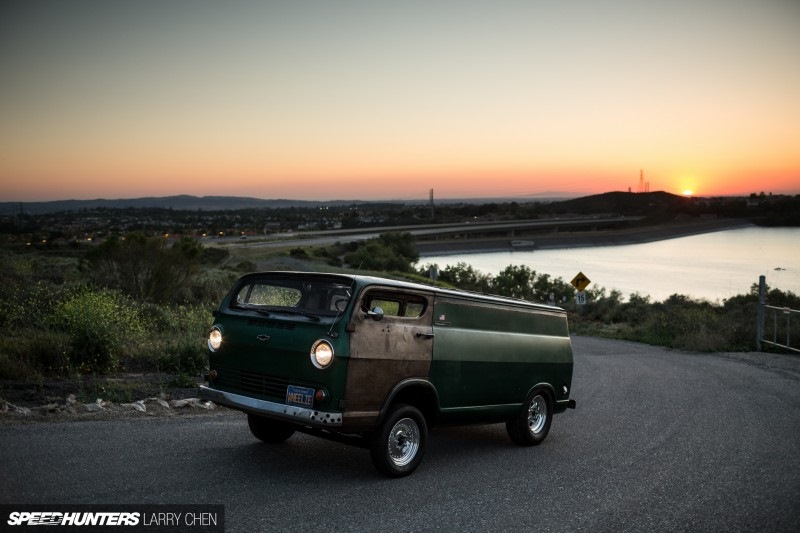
199 271 575 477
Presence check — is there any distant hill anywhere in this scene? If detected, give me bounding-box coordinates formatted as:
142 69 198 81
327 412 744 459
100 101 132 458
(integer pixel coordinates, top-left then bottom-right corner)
545 191 691 215
0 195 349 215
0 193 576 215
2 191 684 216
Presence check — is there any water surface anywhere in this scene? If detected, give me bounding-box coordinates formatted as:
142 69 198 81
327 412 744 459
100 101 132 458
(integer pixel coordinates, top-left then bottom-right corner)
417 227 800 302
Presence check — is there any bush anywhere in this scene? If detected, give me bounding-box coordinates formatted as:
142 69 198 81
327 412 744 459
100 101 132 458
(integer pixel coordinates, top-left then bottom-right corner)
141 303 212 376
344 233 418 272
0 330 70 379
49 288 144 373
424 262 492 292
84 233 203 303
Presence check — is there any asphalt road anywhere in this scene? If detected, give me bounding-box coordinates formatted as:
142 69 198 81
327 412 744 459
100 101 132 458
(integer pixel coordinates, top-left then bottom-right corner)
2 336 799 532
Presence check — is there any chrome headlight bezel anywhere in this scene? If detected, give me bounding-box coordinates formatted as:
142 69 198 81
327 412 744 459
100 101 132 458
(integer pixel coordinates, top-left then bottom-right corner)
310 339 334 369
208 326 223 352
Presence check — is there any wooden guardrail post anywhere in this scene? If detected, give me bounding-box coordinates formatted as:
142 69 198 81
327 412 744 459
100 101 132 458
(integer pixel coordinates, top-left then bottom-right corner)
756 275 766 351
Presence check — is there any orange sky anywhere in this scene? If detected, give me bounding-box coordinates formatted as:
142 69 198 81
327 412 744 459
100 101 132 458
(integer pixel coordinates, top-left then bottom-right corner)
1 0 798 202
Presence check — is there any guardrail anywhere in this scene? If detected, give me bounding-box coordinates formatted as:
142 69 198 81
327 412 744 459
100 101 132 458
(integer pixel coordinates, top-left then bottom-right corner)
756 275 800 353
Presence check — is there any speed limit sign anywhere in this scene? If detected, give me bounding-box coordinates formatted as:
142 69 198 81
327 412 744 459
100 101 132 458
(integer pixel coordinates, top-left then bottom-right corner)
575 291 587 305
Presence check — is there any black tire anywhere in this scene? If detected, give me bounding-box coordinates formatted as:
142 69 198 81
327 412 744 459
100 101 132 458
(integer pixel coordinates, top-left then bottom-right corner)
506 388 553 446
370 404 427 478
247 414 296 443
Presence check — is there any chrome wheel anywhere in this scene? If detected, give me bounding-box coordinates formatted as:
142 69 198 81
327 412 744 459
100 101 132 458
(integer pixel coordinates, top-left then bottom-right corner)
506 388 553 446
371 404 427 477
387 417 420 467
527 394 548 435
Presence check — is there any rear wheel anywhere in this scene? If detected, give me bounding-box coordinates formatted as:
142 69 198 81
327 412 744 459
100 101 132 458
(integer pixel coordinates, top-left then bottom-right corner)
370 404 427 477
247 414 295 443
506 388 553 446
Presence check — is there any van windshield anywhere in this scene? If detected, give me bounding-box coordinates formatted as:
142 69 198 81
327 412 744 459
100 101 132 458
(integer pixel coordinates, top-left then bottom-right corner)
231 277 353 317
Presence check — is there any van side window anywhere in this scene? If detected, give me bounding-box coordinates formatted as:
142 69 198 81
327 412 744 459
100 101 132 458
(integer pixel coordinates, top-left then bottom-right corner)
364 292 427 318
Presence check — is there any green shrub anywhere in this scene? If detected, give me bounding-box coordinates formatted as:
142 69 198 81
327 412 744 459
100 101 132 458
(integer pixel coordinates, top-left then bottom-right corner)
0 330 70 379
49 288 144 373
142 303 211 375
428 262 492 293
345 233 418 272
83 233 203 303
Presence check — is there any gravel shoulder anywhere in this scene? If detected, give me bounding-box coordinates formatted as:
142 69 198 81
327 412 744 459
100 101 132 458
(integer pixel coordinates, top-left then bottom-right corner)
3 335 798 425
0 372 231 425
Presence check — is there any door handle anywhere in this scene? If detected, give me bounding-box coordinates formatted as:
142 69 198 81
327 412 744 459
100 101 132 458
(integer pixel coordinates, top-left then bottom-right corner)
415 332 435 339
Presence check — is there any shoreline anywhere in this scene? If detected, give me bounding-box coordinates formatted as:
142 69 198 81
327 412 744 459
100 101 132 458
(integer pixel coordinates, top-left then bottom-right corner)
416 219 756 257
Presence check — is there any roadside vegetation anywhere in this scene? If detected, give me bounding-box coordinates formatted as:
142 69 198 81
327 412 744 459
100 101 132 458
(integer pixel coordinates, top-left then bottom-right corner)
1 228 797 392
415 261 799 352
0 236 240 392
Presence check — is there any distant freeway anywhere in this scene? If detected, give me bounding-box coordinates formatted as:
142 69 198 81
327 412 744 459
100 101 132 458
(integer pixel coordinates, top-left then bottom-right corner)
212 216 641 251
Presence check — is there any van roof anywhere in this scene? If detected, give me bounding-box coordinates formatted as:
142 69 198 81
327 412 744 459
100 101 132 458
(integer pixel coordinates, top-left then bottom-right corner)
240 271 566 314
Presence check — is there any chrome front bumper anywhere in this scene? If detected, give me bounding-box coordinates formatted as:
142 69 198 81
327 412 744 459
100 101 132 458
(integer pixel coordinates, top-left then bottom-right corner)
199 385 343 427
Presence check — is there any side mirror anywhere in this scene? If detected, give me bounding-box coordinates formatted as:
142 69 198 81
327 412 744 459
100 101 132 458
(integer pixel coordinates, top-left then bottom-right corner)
367 306 385 321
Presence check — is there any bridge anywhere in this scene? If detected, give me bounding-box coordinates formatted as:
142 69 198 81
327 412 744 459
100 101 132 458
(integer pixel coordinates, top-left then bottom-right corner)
221 216 643 254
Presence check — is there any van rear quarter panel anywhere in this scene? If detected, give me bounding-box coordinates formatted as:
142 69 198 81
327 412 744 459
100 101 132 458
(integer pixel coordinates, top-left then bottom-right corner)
430 296 573 418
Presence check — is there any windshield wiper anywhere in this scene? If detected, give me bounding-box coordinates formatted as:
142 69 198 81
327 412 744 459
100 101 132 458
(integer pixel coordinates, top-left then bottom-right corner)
235 303 271 316
267 309 321 322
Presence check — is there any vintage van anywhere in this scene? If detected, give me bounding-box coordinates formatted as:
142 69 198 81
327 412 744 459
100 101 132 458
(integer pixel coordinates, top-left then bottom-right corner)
199 271 575 477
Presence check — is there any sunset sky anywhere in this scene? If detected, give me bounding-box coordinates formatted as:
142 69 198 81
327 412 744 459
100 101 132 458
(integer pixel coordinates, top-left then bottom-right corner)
1 0 798 202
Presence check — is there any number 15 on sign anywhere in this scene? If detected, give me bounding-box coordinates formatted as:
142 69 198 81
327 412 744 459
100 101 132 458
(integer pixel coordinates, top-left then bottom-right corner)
575 291 587 305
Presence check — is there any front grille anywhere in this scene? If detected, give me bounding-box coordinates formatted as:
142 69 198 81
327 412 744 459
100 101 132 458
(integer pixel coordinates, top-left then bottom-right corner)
216 367 292 400
246 318 296 330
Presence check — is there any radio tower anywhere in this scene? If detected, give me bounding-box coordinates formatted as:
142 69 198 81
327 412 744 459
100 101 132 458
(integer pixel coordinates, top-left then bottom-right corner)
637 170 650 193
429 188 435 219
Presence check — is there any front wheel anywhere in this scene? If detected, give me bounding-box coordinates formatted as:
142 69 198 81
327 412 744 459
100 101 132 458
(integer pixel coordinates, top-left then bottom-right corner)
247 414 296 443
506 388 553 446
370 404 427 477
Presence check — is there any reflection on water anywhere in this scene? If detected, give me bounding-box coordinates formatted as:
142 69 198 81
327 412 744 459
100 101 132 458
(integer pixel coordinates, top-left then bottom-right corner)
418 227 800 302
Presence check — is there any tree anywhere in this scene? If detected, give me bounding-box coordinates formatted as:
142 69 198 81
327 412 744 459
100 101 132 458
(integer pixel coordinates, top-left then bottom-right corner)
492 265 536 300
84 233 202 303
434 262 492 293
344 232 419 272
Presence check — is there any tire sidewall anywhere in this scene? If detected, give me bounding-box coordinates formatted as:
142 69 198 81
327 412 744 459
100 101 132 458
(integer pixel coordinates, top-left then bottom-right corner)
370 404 428 478
508 388 553 446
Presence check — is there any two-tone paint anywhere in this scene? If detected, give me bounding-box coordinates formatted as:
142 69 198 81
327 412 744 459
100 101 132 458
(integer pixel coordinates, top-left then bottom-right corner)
199 271 575 474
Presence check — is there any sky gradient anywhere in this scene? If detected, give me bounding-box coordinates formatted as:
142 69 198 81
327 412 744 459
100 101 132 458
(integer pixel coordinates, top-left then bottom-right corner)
1 0 798 202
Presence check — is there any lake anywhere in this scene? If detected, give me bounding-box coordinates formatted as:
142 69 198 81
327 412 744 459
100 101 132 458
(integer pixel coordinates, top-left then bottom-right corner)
417 226 800 302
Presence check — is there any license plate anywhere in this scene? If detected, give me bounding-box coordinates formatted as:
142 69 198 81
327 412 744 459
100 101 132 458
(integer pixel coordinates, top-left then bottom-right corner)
286 385 314 408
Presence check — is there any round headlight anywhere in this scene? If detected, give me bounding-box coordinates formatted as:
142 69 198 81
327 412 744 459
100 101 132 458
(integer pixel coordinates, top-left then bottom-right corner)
310 339 334 369
208 326 223 352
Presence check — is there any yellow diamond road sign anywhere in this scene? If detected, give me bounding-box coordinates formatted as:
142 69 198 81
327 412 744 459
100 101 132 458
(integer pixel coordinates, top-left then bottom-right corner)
571 271 591 291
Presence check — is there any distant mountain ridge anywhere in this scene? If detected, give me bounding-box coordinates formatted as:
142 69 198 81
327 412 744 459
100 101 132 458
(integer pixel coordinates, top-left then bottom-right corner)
3 190 694 216
1 195 344 214
1 193 578 214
